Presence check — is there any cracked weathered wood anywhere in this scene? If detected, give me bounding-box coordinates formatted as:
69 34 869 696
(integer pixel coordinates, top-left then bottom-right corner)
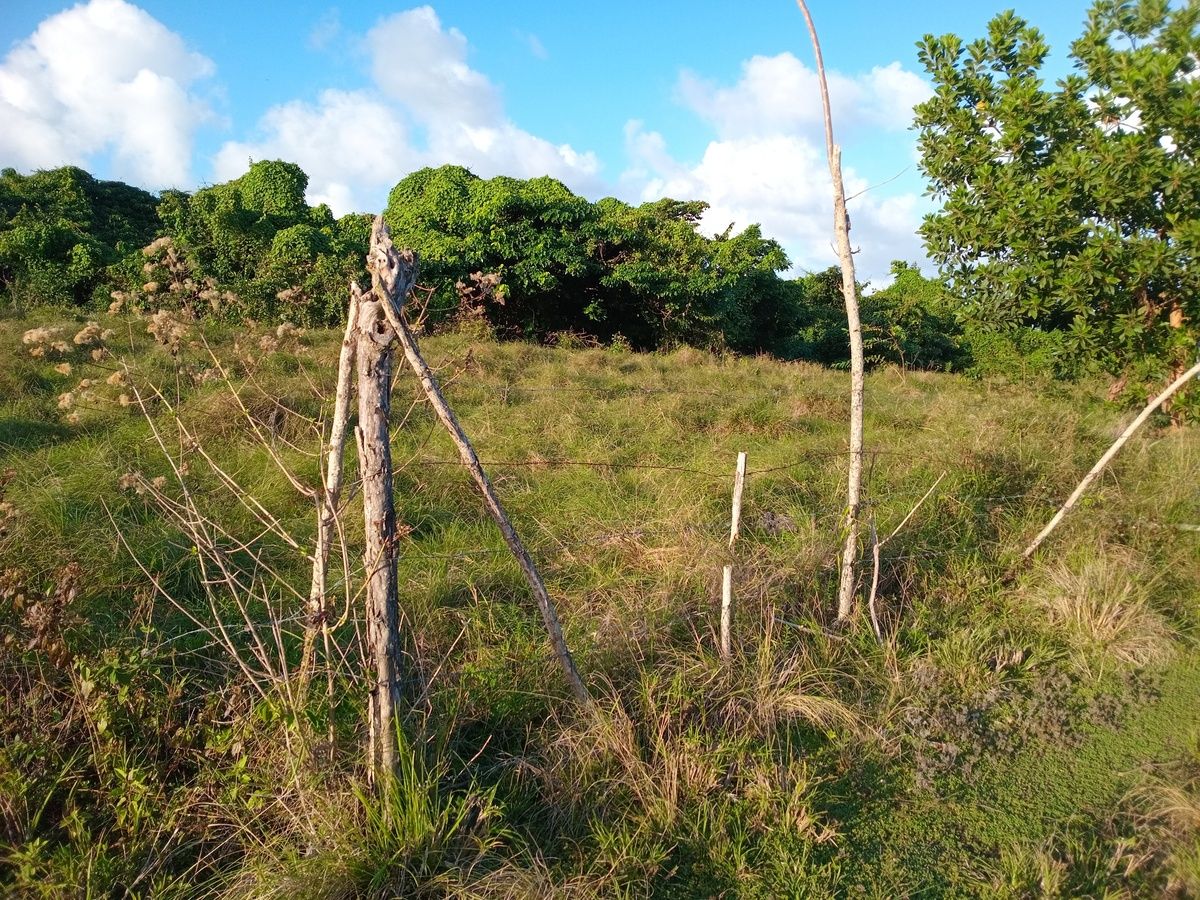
356 288 405 781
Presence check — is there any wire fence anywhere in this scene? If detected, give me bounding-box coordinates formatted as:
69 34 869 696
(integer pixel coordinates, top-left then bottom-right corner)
10 351 1180 683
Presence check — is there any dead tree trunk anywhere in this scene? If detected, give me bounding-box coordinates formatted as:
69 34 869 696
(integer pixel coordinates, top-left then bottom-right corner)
796 0 865 623
356 279 413 781
366 217 591 704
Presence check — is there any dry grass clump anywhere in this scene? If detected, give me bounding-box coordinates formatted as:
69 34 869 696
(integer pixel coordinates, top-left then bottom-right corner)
532 624 852 887
1024 544 1173 674
1124 751 1200 896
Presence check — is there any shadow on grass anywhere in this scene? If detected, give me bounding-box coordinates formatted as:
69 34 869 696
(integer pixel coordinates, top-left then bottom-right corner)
0 416 72 452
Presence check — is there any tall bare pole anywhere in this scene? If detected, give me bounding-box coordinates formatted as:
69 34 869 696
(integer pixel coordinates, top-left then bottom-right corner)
796 0 866 622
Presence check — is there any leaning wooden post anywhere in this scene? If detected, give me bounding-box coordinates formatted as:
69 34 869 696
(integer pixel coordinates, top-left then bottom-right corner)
357 247 417 781
1021 359 1200 562
796 0 866 623
720 451 747 659
300 288 360 694
367 217 591 704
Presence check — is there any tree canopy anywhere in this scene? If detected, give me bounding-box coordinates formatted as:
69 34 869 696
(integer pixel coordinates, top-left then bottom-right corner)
915 0 1200 409
384 165 795 352
0 166 160 305
155 160 370 324
1 160 973 374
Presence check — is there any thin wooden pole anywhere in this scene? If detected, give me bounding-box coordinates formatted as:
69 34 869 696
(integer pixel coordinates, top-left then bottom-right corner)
1021 360 1200 562
867 517 882 644
367 217 591 704
301 288 360 693
720 451 747 659
795 0 865 623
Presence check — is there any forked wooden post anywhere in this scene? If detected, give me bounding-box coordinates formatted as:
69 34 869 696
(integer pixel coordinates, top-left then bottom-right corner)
356 252 416 780
367 217 591 704
720 451 747 659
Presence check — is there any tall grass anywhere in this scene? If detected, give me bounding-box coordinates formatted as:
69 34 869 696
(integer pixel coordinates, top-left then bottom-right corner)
1 305 1198 895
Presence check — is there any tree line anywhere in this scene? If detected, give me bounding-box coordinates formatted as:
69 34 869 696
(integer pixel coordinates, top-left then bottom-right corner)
0 160 991 374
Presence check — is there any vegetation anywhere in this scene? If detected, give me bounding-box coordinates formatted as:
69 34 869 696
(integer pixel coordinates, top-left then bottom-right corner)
0 167 159 307
151 160 371 326
2 159 971 373
1 3 1198 894
384 165 798 353
916 0 1200 413
1 305 1197 896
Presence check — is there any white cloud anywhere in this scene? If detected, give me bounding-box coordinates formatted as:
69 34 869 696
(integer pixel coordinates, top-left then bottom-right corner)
367 7 500 129
678 53 930 140
620 54 932 285
213 89 416 213
217 5 600 214
622 132 928 287
0 0 214 186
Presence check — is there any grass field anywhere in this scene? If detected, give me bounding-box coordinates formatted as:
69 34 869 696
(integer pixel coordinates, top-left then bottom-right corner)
1 305 1198 897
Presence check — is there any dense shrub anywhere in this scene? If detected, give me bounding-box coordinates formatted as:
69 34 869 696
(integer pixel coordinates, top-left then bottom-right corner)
153 161 369 326
384 166 796 352
783 263 966 372
0 160 1089 381
0 167 159 306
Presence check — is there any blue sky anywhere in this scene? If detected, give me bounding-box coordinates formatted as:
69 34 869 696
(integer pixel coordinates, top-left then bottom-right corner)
1 0 1097 283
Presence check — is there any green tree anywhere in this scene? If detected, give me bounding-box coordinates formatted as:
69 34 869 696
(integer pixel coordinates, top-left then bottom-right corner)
385 166 601 336
863 262 964 371
385 166 793 350
915 0 1200 408
593 199 793 351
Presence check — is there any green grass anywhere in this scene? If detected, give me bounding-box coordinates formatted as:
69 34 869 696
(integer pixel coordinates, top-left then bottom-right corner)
1 305 1198 897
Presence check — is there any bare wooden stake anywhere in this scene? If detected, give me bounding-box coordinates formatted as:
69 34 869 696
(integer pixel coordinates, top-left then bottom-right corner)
367 217 591 704
301 287 360 694
867 518 883 644
720 451 747 659
1021 360 1200 562
795 0 866 624
866 471 944 645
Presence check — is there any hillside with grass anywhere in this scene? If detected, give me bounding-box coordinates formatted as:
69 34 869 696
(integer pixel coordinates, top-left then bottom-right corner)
2 303 1198 897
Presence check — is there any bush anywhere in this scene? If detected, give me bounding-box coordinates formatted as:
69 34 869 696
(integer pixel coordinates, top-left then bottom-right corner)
0 167 159 307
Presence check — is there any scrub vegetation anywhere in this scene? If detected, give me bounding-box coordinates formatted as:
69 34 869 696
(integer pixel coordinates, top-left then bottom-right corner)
1 1 1198 895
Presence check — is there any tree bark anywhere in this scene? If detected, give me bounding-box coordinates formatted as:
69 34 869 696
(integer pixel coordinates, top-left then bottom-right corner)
356 291 403 781
796 0 866 623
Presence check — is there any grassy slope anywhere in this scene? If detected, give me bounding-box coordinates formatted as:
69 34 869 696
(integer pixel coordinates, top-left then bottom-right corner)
1 306 1198 897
